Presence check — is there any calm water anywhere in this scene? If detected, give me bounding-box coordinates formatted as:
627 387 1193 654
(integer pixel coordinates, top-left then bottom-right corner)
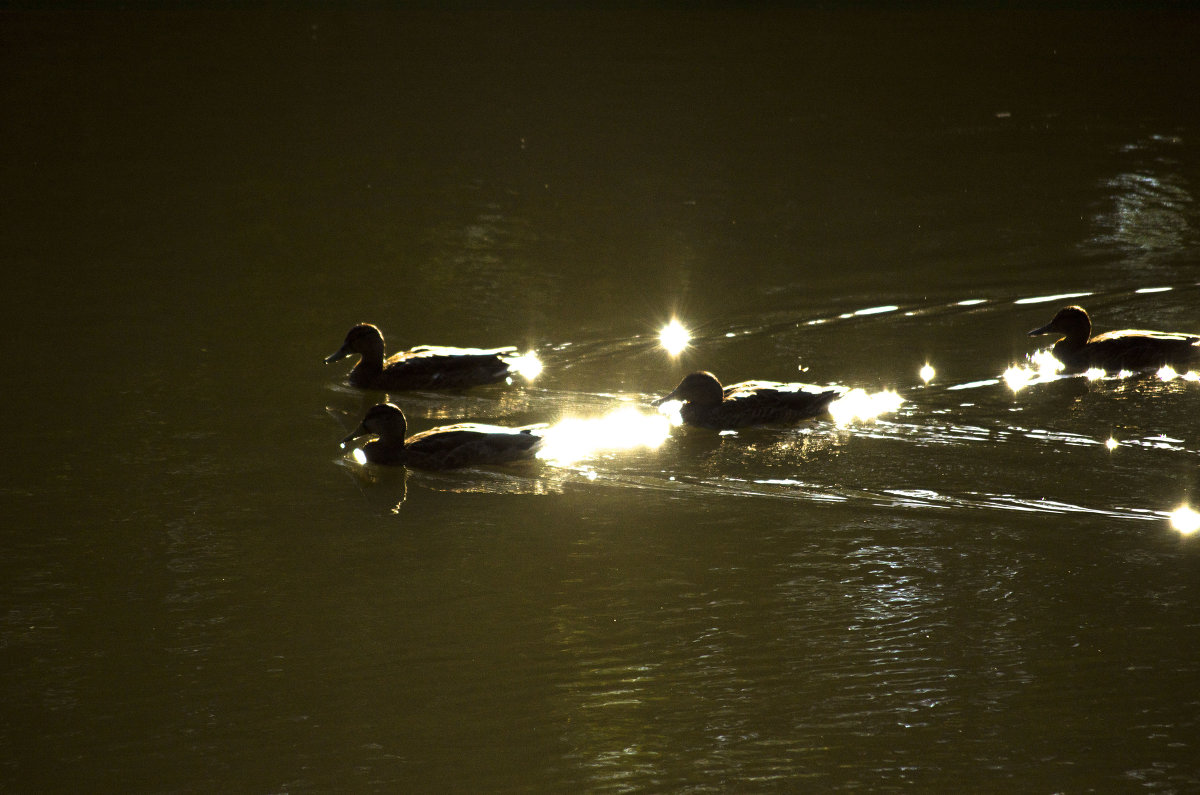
4 7 1200 792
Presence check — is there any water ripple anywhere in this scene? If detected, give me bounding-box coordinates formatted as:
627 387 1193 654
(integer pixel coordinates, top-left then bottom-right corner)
331 284 1200 530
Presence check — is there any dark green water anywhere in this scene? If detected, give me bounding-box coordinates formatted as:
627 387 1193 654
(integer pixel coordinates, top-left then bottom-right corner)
3 7 1200 792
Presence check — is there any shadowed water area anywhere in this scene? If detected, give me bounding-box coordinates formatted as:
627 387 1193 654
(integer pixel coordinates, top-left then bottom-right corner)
3 6 1200 791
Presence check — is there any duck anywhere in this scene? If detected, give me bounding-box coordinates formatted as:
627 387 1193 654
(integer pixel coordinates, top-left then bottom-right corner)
340 403 545 469
652 370 847 430
325 323 518 390
1028 305 1200 373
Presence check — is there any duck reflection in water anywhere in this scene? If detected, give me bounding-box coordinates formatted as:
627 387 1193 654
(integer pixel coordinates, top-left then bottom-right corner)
325 323 541 390
1028 305 1200 374
340 403 545 469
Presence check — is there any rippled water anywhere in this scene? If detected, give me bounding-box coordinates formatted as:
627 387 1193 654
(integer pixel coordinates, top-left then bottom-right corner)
328 283 1200 526
4 7 1200 792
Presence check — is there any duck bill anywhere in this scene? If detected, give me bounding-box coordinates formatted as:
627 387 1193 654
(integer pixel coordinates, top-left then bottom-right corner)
324 345 351 364
339 423 368 448
651 388 681 407
1027 322 1054 337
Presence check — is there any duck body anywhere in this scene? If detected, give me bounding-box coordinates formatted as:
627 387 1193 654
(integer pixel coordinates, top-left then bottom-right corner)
326 323 516 390
1029 306 1200 373
341 403 545 469
654 371 846 430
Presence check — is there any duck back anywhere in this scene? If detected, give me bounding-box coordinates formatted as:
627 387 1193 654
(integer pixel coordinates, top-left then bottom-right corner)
684 381 844 429
403 424 544 469
1058 330 1200 372
356 347 515 390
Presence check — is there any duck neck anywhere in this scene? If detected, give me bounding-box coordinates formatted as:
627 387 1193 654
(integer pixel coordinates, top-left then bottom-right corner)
351 343 386 380
365 436 406 465
1051 337 1087 370
680 401 710 427
1061 321 1091 349
1053 332 1087 354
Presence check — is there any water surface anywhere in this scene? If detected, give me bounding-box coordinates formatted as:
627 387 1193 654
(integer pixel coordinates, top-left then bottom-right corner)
3 7 1200 792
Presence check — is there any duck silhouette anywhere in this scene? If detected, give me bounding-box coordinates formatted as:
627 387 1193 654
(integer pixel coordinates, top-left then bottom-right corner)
1028 306 1200 373
325 323 517 390
653 371 846 430
340 403 545 469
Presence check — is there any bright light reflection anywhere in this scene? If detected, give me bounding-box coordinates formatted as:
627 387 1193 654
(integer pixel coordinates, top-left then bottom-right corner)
1169 505 1200 535
1157 365 1179 381
828 389 904 426
1004 350 1064 392
1084 368 1107 381
855 305 898 316
655 399 685 426
919 364 935 383
537 406 672 465
659 319 691 355
507 351 543 380
351 447 368 465
1003 366 1032 392
1014 292 1093 305
1106 437 1119 451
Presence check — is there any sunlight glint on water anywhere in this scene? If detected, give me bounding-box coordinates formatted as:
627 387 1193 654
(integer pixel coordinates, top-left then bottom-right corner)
655 399 685 426
537 406 672 465
658 319 691 355
506 351 544 380
1157 365 1183 381
1169 505 1200 535
1003 349 1065 391
1014 292 1094 305
828 389 905 427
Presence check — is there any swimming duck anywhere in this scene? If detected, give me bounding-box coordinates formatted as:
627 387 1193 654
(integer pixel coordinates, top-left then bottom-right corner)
325 323 517 390
1028 305 1200 373
652 371 847 430
340 403 545 469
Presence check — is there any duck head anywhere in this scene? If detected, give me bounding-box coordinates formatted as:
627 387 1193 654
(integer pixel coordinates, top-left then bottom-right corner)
652 371 725 407
341 402 408 448
1028 305 1092 345
325 323 385 364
